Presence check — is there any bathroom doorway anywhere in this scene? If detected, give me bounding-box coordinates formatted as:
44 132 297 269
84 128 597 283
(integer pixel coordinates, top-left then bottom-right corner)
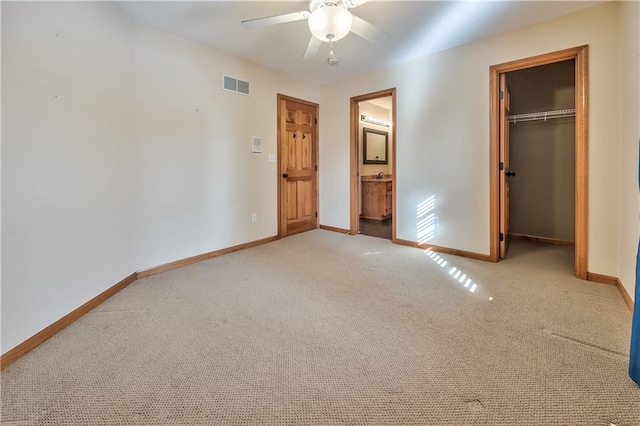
350 89 397 241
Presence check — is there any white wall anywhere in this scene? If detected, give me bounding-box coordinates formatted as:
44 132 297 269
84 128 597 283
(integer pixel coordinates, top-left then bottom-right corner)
1 1 137 353
618 0 640 301
1 1 319 354
319 2 622 277
134 26 319 271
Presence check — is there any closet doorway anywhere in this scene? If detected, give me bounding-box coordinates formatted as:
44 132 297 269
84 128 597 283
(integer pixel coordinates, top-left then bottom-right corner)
350 89 397 241
489 46 588 279
507 60 576 247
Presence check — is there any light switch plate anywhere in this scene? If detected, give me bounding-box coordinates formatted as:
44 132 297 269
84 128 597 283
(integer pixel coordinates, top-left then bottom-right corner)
268 154 276 163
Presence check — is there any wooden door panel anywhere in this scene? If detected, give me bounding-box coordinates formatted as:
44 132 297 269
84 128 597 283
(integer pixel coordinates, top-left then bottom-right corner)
286 108 296 124
298 110 313 127
286 182 298 221
286 131 296 170
499 74 511 259
300 132 312 170
284 132 313 174
285 181 313 222
299 180 312 219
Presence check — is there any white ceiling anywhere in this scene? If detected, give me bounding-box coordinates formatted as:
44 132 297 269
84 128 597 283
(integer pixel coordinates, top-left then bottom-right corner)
364 96 392 111
116 0 606 85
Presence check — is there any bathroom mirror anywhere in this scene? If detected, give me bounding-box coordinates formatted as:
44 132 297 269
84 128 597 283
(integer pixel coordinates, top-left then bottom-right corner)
363 128 388 164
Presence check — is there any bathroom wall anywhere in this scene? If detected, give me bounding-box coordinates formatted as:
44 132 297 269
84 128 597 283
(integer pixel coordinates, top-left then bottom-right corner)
358 100 393 214
359 100 393 177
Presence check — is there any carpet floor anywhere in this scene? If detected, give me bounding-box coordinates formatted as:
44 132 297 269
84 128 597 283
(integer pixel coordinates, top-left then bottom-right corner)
2 230 639 425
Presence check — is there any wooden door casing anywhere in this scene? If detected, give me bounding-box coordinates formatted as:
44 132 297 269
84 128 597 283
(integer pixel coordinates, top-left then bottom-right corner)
489 45 588 279
349 88 397 239
278 95 318 237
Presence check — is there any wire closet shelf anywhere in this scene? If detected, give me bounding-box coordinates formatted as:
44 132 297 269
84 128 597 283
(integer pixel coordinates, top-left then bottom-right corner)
507 108 575 124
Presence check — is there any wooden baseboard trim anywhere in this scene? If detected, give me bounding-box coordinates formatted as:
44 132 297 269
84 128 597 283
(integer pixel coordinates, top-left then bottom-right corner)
586 272 618 286
319 225 351 234
587 272 635 312
0 272 138 371
394 238 494 262
1 236 280 370
137 236 278 278
617 281 635 312
509 233 574 247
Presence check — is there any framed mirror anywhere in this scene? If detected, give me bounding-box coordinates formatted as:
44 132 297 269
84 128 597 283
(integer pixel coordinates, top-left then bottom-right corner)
363 128 388 164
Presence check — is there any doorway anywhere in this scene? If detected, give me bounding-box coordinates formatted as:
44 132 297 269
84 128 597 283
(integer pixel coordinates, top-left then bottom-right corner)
277 94 319 238
350 89 397 241
507 60 576 248
489 46 588 279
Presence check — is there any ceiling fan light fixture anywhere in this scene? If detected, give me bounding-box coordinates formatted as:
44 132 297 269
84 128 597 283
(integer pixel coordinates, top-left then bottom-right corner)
308 6 353 42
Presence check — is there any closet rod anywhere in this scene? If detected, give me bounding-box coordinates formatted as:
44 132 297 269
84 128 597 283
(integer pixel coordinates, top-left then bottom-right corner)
507 108 575 124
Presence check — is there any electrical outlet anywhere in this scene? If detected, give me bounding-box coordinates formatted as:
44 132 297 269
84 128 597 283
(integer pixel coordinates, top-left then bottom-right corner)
251 213 257 223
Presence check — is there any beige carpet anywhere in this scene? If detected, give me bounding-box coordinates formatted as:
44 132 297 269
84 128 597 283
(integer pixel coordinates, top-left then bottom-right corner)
2 230 639 425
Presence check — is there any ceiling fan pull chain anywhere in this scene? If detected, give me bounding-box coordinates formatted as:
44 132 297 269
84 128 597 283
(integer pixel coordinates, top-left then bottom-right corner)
328 40 340 66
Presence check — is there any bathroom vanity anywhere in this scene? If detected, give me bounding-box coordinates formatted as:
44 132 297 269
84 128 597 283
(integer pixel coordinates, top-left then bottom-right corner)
361 175 392 220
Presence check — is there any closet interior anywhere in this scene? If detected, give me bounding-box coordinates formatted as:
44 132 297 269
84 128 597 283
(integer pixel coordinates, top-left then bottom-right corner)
506 59 576 247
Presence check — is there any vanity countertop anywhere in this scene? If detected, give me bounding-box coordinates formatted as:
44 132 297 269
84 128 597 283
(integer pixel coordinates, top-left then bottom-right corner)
361 176 393 183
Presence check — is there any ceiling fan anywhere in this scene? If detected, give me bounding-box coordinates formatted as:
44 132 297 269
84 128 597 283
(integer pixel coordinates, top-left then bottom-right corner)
241 0 390 62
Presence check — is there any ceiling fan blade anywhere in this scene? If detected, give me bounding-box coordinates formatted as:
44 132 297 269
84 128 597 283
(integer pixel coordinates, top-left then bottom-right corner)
303 36 322 60
344 0 372 8
241 11 310 29
350 15 390 44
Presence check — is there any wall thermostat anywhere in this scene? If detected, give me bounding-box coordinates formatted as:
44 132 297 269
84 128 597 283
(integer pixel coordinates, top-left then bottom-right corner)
251 136 262 153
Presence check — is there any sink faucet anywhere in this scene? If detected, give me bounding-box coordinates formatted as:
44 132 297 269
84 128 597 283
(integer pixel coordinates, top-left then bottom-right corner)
377 172 384 179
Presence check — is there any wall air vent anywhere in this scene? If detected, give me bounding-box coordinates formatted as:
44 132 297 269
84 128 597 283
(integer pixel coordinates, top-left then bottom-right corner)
222 75 250 95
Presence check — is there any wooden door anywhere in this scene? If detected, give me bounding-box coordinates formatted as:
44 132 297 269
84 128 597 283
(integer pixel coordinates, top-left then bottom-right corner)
278 96 318 237
499 74 511 259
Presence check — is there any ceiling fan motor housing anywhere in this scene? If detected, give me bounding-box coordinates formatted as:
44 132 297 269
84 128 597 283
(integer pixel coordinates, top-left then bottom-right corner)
240 0 383 61
308 4 353 42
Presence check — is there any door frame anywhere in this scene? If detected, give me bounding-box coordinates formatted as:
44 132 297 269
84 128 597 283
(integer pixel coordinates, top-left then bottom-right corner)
350 88 397 240
489 45 589 279
277 93 320 238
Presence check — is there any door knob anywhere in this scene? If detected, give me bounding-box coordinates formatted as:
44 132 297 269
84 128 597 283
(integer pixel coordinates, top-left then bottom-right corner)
282 173 289 178
506 171 516 177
